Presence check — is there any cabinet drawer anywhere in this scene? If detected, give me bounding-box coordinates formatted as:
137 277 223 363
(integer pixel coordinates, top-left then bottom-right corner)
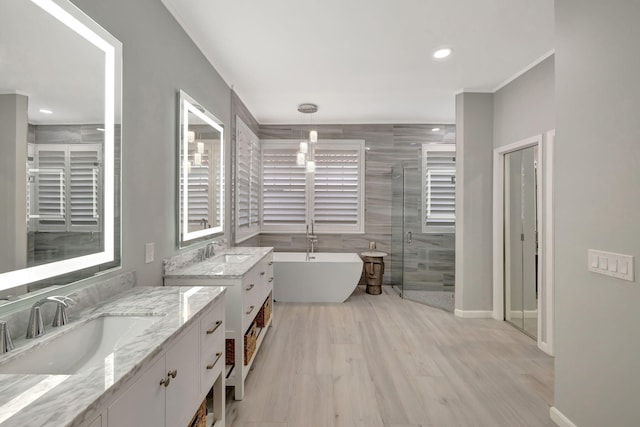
200 298 224 360
243 297 260 331
200 326 224 395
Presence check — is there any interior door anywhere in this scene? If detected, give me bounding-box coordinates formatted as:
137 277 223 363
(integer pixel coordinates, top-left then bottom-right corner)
504 146 538 338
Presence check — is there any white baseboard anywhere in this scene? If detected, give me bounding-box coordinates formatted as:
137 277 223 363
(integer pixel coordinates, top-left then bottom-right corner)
454 309 493 318
550 407 577 427
538 341 554 356
509 309 538 319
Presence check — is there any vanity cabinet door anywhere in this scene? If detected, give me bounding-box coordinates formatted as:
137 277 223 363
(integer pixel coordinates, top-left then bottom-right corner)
165 323 201 427
107 322 200 427
107 356 165 427
86 415 103 427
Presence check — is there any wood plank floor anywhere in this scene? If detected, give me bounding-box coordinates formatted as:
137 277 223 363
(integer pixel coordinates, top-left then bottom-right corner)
226 286 554 427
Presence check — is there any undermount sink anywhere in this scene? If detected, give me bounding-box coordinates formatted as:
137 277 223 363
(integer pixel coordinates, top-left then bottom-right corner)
0 315 161 375
218 253 251 264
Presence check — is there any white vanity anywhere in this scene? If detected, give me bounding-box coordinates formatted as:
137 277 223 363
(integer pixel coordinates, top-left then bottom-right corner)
164 247 274 400
0 286 226 427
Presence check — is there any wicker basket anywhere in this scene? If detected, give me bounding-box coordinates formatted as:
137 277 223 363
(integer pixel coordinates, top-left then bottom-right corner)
226 321 258 366
244 321 257 364
256 293 272 327
188 399 206 427
225 338 235 365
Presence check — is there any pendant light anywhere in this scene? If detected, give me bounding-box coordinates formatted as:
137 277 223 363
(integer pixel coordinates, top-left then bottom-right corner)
296 103 319 173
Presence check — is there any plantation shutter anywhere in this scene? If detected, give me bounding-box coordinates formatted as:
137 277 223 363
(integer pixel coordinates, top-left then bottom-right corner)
249 135 260 229
313 144 362 230
68 146 101 230
208 140 222 229
235 118 261 241
33 144 102 232
34 146 67 230
261 143 307 230
422 144 456 232
187 150 210 229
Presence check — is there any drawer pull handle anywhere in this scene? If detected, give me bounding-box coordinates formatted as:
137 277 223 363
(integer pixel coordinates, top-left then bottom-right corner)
168 369 178 379
246 305 255 315
245 284 255 291
206 352 223 370
206 320 222 335
268 277 274 283
268 261 273 266
160 377 171 387
260 271 265 276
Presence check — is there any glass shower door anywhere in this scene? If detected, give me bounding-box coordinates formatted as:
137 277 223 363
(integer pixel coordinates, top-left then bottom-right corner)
391 162 454 311
391 165 405 297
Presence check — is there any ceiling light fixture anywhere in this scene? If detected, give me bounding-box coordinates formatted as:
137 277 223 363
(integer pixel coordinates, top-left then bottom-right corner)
296 103 319 173
39 109 53 114
431 127 441 132
433 48 453 59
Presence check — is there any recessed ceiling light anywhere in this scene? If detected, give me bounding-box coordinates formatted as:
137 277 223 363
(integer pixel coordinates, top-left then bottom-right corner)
433 48 453 59
96 127 105 132
39 109 53 114
431 127 441 132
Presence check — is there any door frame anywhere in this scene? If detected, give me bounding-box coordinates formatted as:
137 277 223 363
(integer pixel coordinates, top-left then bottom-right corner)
492 132 554 355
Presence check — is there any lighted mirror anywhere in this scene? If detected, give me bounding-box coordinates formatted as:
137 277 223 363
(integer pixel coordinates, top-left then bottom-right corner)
178 91 224 247
0 0 122 296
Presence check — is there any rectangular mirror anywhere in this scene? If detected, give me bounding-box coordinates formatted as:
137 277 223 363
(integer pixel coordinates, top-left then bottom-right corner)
0 0 122 295
178 91 224 247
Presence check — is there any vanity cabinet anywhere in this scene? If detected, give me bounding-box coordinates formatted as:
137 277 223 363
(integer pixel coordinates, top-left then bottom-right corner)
107 323 200 427
87 416 103 427
106 297 225 427
164 249 273 400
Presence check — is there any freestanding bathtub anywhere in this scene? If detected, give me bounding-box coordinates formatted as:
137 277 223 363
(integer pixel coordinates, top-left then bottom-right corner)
273 252 364 303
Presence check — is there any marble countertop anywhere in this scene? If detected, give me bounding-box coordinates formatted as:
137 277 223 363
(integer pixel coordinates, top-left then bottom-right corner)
164 246 273 280
0 286 225 426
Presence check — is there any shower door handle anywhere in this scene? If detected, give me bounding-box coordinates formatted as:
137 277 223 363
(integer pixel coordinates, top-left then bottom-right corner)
406 231 412 244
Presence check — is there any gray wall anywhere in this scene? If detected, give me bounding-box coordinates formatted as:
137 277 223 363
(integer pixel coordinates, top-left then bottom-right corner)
554 1 640 425
494 56 555 149
257 124 456 286
455 93 494 312
70 0 232 286
455 57 554 314
0 94 28 275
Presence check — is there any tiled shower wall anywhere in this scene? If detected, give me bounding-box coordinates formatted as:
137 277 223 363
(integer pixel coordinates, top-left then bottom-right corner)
231 92 455 287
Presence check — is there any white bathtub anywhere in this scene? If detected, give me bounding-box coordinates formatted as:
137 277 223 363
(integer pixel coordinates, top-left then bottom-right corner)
273 252 364 303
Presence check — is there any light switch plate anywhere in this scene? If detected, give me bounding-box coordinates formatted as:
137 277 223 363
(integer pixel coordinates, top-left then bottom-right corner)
588 249 634 282
145 243 155 264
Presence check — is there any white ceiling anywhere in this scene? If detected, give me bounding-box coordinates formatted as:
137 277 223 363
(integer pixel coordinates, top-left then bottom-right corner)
161 0 554 125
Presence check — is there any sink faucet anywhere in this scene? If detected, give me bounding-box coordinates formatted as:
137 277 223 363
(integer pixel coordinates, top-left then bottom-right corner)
0 321 14 354
26 296 75 339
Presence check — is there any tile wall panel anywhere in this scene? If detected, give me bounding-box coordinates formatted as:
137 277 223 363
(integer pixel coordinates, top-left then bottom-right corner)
229 94 455 288
258 124 456 287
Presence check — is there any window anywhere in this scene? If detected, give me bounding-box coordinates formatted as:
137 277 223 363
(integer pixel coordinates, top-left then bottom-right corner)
235 117 261 242
31 144 102 232
422 144 456 233
262 140 365 233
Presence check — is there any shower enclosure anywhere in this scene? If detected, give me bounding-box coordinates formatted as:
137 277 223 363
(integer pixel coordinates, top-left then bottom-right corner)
391 160 455 311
